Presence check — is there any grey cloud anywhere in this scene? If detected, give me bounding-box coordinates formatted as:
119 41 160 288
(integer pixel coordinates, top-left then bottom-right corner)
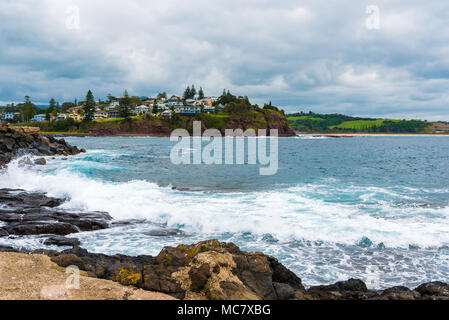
0 0 448 119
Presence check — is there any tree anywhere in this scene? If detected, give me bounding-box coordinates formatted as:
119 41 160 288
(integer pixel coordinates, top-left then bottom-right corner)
198 87 204 99
183 86 191 100
107 94 115 103
119 90 133 118
83 90 95 121
152 103 159 114
61 102 75 112
190 85 196 99
157 92 167 100
23 96 35 122
49 98 57 110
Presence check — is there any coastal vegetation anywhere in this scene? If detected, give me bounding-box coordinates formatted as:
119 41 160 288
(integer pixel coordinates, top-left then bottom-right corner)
4 89 295 136
287 112 443 133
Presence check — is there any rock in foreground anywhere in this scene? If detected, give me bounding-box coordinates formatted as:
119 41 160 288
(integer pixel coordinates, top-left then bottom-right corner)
1 238 449 300
46 239 305 300
0 252 175 300
0 125 84 165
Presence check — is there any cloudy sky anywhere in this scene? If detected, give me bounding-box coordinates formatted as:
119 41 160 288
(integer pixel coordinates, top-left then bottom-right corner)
1 0 448 120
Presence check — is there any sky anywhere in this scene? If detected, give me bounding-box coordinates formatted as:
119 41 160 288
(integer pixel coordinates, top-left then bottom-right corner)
1 0 448 120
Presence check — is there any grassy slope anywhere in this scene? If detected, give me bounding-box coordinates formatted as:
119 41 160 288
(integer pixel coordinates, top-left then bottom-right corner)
330 119 398 130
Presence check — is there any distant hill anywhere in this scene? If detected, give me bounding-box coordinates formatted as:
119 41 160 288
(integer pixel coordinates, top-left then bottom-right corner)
287 112 449 134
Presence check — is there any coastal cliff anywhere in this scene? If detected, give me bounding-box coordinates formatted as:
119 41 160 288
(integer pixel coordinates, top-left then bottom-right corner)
0 124 85 165
22 109 296 137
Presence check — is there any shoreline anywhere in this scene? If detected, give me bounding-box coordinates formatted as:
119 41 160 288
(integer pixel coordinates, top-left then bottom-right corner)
42 132 449 138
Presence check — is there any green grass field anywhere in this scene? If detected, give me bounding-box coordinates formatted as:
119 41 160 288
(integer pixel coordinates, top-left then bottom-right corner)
330 119 399 130
287 116 324 121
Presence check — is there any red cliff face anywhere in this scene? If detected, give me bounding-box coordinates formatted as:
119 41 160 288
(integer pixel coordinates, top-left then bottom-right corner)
84 111 296 137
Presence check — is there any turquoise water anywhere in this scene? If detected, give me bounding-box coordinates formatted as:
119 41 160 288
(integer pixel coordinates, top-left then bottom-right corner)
1 135 449 289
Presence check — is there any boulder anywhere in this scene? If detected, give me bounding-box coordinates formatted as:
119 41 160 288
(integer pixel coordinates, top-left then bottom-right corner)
0 189 112 237
43 236 80 247
0 125 83 164
415 282 449 299
306 278 378 300
378 286 421 300
47 239 305 300
34 157 46 165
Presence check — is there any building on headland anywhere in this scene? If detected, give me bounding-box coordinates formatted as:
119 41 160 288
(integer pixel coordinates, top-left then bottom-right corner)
56 113 69 120
108 111 120 118
2 110 21 120
32 114 47 122
136 105 150 114
94 111 108 119
175 105 201 115
69 113 82 121
105 102 120 110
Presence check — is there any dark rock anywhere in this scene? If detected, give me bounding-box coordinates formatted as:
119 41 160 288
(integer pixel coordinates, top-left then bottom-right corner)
0 189 111 236
5 221 80 236
145 228 185 237
0 227 9 237
378 286 421 300
268 255 305 292
44 236 80 247
415 281 449 298
34 157 46 165
307 278 378 300
189 263 211 292
273 282 295 300
111 219 146 226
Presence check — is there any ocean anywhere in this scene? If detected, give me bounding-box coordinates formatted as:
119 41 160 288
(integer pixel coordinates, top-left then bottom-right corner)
1 135 449 289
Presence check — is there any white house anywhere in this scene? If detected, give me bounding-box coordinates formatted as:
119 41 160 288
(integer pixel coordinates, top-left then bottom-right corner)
175 105 201 115
2 111 21 120
160 109 173 117
94 111 108 119
32 114 47 122
56 113 69 120
136 105 150 114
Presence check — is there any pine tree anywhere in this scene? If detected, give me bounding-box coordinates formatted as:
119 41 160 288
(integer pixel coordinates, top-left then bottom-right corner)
198 87 204 99
190 85 196 99
49 98 56 109
23 96 35 122
183 86 191 100
119 90 132 118
83 90 95 121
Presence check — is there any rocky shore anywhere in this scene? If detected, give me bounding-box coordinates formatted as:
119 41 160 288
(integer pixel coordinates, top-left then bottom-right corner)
0 188 448 300
0 124 85 166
